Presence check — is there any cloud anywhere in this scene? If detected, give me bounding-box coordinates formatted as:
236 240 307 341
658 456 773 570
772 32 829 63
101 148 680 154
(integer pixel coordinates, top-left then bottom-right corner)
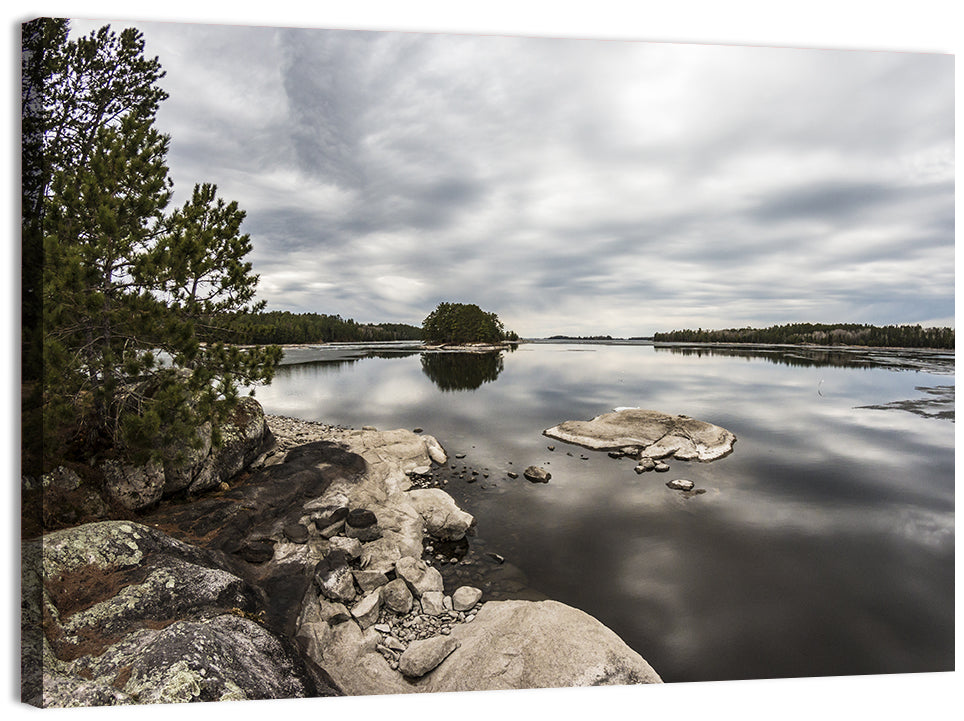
72 19 955 335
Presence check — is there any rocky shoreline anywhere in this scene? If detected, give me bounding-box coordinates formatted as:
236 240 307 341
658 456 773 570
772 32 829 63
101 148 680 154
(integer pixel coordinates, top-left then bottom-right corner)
24 405 661 707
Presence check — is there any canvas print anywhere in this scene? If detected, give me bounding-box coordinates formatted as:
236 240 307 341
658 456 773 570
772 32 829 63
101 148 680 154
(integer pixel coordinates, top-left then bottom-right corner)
20 16 954 708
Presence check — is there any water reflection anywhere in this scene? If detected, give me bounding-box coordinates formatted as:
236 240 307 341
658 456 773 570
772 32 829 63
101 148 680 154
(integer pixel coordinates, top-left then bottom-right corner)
420 351 504 391
654 343 954 373
252 342 954 682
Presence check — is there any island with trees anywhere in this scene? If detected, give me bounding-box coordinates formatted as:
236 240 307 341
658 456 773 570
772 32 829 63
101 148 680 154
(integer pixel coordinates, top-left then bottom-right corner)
421 301 519 347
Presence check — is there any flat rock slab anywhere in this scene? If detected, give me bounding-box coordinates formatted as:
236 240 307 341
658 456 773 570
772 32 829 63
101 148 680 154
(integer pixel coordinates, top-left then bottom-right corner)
544 408 735 461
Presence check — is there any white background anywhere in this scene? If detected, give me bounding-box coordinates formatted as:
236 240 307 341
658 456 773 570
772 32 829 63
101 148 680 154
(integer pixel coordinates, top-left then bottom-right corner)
3 1 960 719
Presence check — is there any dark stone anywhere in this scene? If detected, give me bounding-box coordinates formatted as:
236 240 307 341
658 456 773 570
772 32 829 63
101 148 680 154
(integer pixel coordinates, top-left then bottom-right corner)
346 508 377 528
523 466 551 483
507 472 519 479
312 505 348 528
283 523 309 544
237 539 275 564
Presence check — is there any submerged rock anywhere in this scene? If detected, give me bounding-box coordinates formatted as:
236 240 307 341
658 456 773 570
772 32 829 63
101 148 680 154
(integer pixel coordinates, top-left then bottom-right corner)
544 408 735 462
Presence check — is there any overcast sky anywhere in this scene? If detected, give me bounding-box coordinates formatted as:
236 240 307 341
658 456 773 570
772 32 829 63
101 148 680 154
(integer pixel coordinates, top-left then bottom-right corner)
70 18 955 337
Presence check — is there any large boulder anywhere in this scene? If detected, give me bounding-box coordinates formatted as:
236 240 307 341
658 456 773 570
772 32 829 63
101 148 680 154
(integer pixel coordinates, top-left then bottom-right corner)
22 521 327 707
544 408 736 461
99 396 272 513
420 600 662 691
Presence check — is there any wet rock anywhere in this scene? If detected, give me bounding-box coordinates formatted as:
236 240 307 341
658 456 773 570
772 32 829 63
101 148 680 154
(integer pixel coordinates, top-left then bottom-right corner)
634 458 656 474
667 479 695 491
654 461 670 472
523 466 551 483
507 471 519 479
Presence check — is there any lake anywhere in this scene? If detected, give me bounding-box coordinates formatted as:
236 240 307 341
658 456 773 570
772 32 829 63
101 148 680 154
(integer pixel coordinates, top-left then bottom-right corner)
249 340 955 683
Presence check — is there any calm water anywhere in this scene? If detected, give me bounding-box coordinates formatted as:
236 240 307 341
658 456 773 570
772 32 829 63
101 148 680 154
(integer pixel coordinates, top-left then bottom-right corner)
251 341 955 682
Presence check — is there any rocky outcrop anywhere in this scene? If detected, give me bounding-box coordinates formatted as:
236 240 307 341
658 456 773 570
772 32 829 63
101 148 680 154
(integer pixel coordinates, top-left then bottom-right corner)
545 408 736 462
22 521 329 707
27 416 663 707
104 396 271 512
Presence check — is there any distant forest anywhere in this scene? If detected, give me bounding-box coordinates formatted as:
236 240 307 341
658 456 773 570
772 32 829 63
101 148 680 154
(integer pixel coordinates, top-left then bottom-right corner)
653 323 954 349
218 311 422 345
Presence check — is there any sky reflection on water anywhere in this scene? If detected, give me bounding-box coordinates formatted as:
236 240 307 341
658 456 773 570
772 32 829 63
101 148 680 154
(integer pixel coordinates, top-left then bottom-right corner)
250 342 954 682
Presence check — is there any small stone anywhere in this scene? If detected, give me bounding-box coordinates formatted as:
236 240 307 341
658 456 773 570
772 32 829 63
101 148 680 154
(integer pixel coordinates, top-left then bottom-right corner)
523 466 551 483
634 458 656 474
452 586 483 611
382 578 414 614
547 445 555 451
283 523 309 544
328 535 363 559
667 479 695 491
507 472 519 479
346 508 377 528
374 623 392 634
397 636 460 678
351 591 382 629
654 461 670 472
413 428 424 433
237 539 275 564
486 552 505 564
455 453 466 459
420 590 446 616
353 570 390 594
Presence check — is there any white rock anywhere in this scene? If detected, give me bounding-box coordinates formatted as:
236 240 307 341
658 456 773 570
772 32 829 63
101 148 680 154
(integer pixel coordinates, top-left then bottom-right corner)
452 586 482 611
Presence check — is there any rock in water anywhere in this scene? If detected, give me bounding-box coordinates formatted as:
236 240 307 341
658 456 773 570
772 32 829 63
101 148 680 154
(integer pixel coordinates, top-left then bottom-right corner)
523 466 551 483
398 636 460 678
666 479 695 491
544 408 735 461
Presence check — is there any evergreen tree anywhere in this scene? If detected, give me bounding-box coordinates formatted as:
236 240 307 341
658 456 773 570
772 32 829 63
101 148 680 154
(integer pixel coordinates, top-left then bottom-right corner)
29 18 281 467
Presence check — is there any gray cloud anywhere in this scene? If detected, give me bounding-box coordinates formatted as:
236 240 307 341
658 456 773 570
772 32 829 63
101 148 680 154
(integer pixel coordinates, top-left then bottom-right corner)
71 19 955 336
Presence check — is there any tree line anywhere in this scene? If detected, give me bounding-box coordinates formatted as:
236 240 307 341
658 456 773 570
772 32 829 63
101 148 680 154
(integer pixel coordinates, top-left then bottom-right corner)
653 323 954 349
217 311 422 345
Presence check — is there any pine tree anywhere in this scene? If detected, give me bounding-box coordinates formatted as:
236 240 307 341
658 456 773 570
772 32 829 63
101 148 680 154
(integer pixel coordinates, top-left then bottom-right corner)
28 19 281 467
